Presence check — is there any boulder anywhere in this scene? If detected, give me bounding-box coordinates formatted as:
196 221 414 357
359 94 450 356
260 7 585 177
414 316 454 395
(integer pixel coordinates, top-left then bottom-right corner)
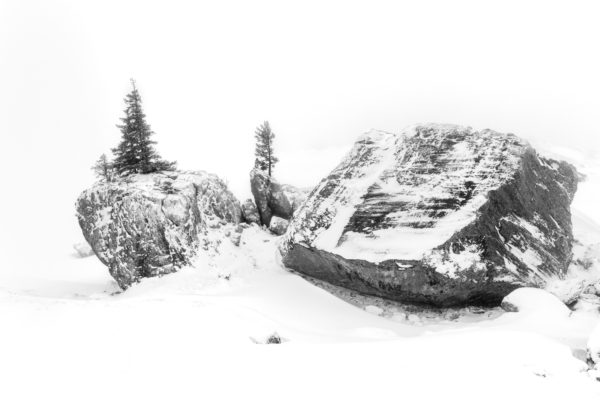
280 124 578 307
76 171 242 289
250 168 309 228
241 198 260 224
269 216 289 236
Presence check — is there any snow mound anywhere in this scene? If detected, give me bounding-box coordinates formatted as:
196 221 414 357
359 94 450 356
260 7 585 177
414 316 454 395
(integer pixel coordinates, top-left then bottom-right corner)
588 323 600 366
501 288 570 318
73 242 94 258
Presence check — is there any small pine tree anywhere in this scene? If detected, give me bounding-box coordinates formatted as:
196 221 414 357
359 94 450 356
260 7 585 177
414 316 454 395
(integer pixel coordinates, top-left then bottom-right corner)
92 153 114 182
111 79 176 175
254 121 278 176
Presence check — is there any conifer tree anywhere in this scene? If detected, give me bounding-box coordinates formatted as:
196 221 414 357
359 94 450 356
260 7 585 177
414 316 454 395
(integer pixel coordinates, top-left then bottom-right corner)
111 79 176 175
92 153 114 182
254 121 278 176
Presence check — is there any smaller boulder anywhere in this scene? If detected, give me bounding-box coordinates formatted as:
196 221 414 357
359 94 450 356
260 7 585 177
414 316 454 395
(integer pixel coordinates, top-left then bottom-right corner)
588 323 600 368
269 216 289 236
241 199 260 224
501 288 570 318
250 168 309 227
265 333 282 344
73 242 94 258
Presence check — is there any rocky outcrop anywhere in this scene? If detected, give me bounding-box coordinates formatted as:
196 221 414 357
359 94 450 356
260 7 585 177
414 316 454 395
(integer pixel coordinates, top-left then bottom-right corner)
241 199 260 224
250 168 309 233
76 171 242 289
280 124 578 307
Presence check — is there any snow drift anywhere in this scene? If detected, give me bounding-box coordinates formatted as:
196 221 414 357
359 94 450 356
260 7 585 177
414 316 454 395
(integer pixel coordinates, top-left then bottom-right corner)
280 124 579 306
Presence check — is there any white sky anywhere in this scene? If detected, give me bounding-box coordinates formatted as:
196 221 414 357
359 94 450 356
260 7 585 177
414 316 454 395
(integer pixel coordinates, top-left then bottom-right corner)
1 0 599 257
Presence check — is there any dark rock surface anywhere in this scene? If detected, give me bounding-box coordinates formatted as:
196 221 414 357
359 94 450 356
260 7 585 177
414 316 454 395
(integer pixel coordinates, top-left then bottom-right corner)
280 124 578 307
76 171 242 289
241 199 260 224
250 168 309 227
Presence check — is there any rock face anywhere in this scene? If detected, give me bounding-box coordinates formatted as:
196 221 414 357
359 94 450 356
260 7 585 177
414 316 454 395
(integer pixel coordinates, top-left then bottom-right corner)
250 168 309 232
280 124 578 307
241 199 260 224
76 171 242 289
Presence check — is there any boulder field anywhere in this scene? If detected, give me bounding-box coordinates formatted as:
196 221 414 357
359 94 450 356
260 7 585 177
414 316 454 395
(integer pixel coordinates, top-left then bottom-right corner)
77 124 578 306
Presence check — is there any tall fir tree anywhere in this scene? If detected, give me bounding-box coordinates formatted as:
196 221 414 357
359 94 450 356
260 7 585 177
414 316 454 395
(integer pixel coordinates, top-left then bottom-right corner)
111 79 176 175
92 153 114 182
254 121 278 176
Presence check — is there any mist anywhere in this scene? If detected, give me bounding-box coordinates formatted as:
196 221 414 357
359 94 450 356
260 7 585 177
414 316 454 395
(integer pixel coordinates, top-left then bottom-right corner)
1 0 599 258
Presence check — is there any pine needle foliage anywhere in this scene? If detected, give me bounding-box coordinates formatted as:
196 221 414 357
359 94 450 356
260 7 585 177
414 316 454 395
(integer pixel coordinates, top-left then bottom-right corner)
254 121 278 176
111 79 176 175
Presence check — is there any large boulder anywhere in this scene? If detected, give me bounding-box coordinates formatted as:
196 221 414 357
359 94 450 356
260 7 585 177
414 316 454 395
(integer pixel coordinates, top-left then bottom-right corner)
250 168 309 230
76 171 242 289
280 124 578 307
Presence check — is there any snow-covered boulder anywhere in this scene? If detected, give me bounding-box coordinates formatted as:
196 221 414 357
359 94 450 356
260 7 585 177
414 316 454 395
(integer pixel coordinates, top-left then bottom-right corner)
588 323 600 367
76 171 242 289
250 168 310 228
269 216 289 236
241 198 260 224
501 288 571 317
73 242 94 258
280 124 578 306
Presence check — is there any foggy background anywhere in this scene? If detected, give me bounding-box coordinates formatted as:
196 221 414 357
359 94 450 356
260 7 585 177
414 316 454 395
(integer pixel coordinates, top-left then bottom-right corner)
1 0 599 266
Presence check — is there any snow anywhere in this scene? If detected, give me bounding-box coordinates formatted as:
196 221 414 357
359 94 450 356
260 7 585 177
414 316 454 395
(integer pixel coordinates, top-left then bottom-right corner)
426 243 487 278
503 214 551 245
502 288 571 318
589 323 600 365
309 129 398 251
1 141 599 399
507 244 544 271
72 242 94 258
2 212 600 399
